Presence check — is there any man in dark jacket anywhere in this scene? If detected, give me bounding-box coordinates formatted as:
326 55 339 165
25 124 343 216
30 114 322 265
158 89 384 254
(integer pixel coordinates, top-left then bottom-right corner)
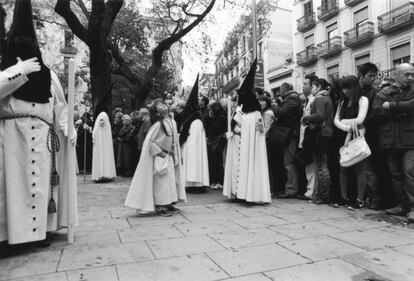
358 63 382 209
373 63 414 221
302 78 334 204
273 82 303 198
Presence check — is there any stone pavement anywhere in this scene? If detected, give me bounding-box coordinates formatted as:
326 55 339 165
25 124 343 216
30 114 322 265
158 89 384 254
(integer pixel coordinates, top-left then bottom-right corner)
1 176 414 281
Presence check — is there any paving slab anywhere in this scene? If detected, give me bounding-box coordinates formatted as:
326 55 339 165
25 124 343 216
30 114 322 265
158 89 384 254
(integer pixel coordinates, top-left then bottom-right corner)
175 220 246 236
118 225 184 243
0 250 62 281
209 228 291 249
116 254 228 281
78 211 112 222
392 244 414 258
342 248 414 281
378 226 414 241
147 235 225 259
51 229 120 249
330 228 413 250
207 244 309 277
264 258 383 281
58 242 154 271
321 216 390 231
127 214 190 227
269 221 344 240
66 266 118 281
75 217 130 232
7 272 68 281
231 216 287 229
182 210 246 223
279 236 363 262
221 273 271 281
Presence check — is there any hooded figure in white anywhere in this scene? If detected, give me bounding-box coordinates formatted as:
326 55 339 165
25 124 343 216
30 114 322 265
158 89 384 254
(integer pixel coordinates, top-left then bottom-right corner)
223 58 271 203
92 111 116 181
179 75 209 193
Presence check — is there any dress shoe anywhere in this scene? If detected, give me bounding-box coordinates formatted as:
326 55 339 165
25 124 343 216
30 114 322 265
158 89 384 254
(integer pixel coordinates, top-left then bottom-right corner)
276 192 295 199
385 206 410 216
296 194 311 201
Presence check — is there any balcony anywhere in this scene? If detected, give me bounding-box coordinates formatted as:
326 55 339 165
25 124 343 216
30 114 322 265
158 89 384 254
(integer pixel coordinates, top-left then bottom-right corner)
378 2 414 33
344 0 365 7
223 77 240 93
297 13 315 32
296 46 318 67
318 0 339 21
317 36 342 58
344 21 374 47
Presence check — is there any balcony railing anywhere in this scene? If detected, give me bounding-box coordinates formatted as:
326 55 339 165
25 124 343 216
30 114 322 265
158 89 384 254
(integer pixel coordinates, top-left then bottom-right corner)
344 0 365 7
297 12 316 32
344 21 375 47
317 36 342 58
296 46 318 66
318 0 339 21
223 77 240 93
378 2 414 33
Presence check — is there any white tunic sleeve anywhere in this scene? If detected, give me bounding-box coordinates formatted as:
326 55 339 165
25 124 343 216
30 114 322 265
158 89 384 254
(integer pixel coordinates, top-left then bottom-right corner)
51 71 69 137
0 64 28 100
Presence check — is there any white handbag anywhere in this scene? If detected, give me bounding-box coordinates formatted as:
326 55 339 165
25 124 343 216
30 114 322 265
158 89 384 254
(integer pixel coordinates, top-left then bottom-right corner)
339 122 371 167
154 155 169 175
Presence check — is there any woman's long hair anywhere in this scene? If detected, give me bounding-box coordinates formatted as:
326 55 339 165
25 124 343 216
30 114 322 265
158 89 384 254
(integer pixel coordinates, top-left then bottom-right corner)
258 95 272 113
339 75 362 119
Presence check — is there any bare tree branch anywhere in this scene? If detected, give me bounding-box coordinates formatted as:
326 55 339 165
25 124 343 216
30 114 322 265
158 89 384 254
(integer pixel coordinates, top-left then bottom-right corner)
73 0 90 20
101 0 124 40
55 0 89 45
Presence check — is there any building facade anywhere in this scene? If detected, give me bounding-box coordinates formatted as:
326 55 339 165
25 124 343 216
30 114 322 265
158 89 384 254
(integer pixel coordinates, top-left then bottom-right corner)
214 0 294 99
292 0 414 91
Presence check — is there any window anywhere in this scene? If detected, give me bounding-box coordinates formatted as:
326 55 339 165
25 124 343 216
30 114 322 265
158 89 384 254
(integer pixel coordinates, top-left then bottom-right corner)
304 34 314 48
392 0 407 9
354 7 368 24
327 64 339 81
258 42 263 61
355 53 370 74
391 43 411 67
304 0 313 15
327 22 338 41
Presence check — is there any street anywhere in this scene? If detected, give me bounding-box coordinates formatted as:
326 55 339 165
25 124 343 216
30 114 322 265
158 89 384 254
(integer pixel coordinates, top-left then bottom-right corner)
1 176 414 281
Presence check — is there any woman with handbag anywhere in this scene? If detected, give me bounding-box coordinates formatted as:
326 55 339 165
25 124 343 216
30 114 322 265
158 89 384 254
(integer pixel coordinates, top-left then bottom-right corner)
125 100 186 217
334 76 369 210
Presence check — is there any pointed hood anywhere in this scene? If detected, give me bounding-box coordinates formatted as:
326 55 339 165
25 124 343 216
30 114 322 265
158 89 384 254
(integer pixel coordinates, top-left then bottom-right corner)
179 75 202 145
237 58 261 113
2 0 51 103
185 74 200 113
0 4 5 56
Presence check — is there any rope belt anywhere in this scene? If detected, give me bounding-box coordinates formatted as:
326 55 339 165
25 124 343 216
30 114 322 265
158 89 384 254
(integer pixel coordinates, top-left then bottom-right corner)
0 114 61 213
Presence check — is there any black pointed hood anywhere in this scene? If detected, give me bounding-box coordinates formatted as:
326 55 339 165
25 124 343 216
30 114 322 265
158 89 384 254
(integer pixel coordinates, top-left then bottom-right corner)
237 58 261 113
185 74 200 113
2 0 51 103
0 4 5 56
179 75 202 145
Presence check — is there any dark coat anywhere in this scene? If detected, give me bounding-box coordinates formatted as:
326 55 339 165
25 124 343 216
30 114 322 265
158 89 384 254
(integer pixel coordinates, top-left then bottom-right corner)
273 90 302 137
372 83 414 149
303 90 334 137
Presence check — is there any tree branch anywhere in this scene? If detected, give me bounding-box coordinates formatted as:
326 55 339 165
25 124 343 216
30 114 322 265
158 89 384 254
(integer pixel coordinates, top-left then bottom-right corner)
74 0 90 20
55 0 89 45
101 0 124 40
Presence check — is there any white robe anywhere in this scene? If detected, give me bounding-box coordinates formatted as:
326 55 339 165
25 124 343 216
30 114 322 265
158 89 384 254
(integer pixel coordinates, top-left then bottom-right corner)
92 112 116 180
0 69 78 244
125 119 186 213
223 111 271 203
181 119 209 187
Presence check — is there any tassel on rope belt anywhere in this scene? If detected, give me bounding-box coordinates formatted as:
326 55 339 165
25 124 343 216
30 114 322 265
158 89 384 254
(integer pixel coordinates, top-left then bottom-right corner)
0 114 60 213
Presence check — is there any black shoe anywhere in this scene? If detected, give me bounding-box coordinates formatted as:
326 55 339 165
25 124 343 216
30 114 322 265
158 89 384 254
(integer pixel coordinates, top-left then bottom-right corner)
348 199 365 211
311 198 330 205
333 198 349 208
368 202 381 210
33 238 52 248
167 205 181 214
155 208 172 217
276 192 296 199
296 194 311 201
385 206 410 216
407 211 414 223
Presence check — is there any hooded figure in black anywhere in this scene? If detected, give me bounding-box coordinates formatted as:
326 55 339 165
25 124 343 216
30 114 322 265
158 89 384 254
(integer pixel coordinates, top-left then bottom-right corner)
180 75 210 194
223 58 271 203
0 0 79 247
1 0 51 104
